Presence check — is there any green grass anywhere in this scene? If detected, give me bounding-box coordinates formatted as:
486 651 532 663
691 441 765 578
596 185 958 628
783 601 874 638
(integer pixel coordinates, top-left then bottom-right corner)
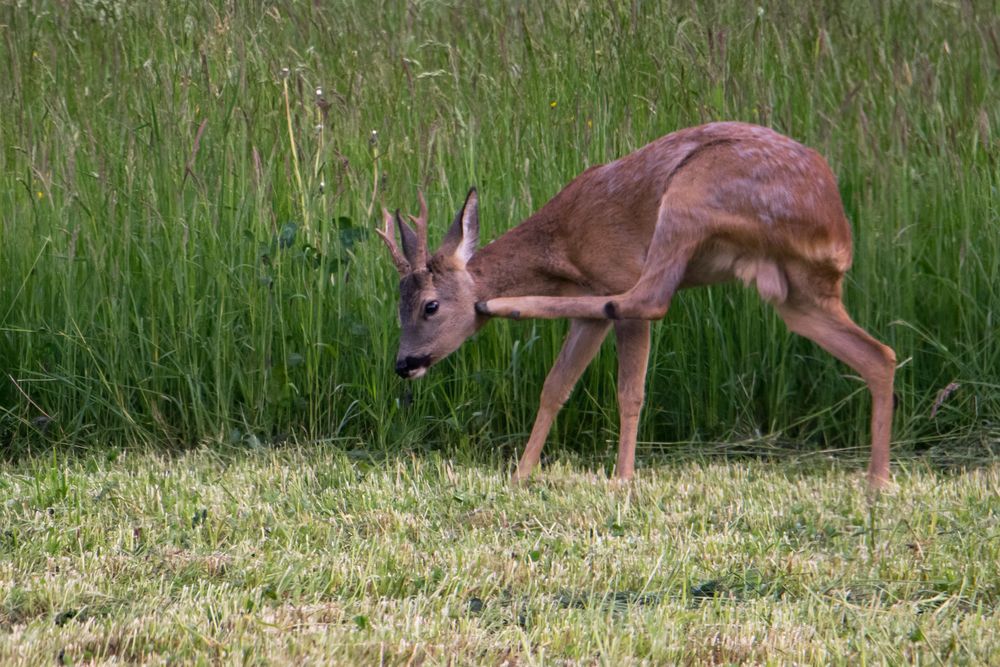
2 444 999 664
1 2 999 662
1 0 997 455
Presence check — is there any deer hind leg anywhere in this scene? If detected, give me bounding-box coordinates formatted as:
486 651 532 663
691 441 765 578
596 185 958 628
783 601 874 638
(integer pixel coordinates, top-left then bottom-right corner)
601 246 694 321
613 320 652 481
477 294 611 321
775 295 896 490
478 201 700 322
602 202 701 320
485 237 697 322
513 318 611 483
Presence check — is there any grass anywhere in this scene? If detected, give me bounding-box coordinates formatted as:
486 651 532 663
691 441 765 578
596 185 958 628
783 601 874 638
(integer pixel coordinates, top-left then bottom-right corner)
1 1 999 662
2 444 999 664
1 0 997 454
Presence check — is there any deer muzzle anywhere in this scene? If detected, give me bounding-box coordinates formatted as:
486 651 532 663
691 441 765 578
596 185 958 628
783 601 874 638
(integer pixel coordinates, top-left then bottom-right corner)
395 354 432 379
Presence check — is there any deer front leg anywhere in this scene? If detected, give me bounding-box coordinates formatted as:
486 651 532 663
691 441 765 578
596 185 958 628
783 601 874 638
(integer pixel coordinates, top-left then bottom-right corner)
613 320 652 481
513 318 611 483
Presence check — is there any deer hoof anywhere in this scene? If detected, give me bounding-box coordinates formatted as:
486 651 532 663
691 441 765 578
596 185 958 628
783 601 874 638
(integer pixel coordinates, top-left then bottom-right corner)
866 470 892 493
604 301 620 320
475 301 491 315
510 472 531 488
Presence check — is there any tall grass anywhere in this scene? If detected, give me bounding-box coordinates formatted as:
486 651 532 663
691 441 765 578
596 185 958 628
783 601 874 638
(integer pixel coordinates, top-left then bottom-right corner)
1 0 998 461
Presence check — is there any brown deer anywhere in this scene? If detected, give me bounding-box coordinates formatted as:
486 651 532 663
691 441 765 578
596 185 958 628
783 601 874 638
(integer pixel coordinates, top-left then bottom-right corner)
377 122 896 490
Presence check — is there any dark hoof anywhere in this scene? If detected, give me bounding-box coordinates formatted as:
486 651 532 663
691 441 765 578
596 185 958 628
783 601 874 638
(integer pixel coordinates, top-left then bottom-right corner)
604 301 620 320
475 301 490 315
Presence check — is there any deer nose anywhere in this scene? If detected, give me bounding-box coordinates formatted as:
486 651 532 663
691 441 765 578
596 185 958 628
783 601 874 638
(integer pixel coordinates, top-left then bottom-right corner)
395 355 431 378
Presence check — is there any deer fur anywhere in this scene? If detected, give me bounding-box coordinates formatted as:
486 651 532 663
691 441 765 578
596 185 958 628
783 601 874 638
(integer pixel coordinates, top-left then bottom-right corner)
378 122 896 490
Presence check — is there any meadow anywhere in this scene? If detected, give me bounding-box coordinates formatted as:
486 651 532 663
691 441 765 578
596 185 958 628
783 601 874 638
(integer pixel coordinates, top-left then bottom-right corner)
2 445 999 664
1 0 998 663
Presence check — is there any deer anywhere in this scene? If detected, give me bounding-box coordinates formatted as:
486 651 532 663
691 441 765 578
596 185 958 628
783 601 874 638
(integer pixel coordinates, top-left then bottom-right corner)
376 122 896 491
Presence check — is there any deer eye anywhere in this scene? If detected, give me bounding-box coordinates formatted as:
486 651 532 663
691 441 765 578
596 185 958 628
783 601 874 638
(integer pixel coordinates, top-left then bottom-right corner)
424 300 440 316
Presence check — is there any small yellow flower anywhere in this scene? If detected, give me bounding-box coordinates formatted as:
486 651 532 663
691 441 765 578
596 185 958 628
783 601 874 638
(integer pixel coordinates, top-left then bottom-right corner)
36 191 44 199
549 100 557 109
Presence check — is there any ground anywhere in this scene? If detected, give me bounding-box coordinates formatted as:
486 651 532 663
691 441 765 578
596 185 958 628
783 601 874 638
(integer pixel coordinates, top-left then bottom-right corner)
2 443 998 665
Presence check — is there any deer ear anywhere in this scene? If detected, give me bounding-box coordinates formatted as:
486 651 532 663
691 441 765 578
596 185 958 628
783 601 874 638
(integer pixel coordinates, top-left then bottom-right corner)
437 187 479 268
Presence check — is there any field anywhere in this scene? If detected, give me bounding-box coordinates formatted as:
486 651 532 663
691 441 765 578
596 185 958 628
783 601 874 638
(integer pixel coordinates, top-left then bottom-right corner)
0 445 998 664
1 0 999 663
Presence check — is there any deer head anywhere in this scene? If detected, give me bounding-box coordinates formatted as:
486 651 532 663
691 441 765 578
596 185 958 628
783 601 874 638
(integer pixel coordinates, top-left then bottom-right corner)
377 188 482 379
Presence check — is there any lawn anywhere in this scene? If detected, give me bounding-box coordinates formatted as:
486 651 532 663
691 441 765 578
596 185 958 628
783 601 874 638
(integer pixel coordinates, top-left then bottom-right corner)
2 444 999 664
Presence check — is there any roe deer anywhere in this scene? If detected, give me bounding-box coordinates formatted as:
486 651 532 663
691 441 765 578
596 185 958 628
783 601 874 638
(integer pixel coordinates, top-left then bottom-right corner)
377 122 896 490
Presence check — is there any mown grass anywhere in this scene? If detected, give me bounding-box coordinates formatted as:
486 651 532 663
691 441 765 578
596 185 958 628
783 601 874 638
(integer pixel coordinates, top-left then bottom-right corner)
2 444 999 664
1 0 997 457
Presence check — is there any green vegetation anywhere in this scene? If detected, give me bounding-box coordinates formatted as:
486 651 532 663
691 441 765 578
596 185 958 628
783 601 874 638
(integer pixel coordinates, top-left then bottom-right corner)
1 445 998 664
1 0 998 662
2 0 997 454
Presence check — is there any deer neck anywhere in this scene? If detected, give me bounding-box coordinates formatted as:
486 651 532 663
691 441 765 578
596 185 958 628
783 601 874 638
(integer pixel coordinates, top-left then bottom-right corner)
466 212 570 301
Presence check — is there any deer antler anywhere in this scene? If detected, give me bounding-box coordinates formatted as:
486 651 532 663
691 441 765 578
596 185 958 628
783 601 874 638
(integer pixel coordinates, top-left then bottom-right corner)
407 190 429 269
376 192 431 275
376 207 412 276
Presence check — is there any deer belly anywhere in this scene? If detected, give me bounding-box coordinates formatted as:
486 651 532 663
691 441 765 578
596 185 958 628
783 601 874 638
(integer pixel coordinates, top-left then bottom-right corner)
683 245 788 304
